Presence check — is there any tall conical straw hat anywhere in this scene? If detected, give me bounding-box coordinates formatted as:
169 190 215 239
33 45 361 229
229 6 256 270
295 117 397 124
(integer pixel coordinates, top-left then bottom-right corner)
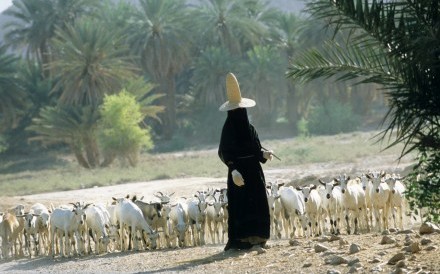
219 72 256 111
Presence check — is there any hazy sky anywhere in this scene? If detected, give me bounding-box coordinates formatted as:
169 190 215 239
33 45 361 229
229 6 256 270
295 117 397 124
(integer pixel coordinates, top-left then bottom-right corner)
0 0 12 13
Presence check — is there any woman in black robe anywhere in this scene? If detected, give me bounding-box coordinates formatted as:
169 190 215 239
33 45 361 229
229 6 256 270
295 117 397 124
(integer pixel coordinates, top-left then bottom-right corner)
218 73 273 251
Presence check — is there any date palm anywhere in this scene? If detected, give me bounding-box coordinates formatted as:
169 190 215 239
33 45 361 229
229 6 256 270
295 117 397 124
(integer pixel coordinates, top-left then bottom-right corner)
50 19 137 107
287 0 440 220
0 45 29 133
191 0 273 55
238 45 286 127
127 0 192 139
189 46 238 107
3 0 100 78
287 0 440 155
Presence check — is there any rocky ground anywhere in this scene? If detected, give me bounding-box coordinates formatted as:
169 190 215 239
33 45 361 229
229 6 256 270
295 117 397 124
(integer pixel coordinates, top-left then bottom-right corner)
0 156 439 273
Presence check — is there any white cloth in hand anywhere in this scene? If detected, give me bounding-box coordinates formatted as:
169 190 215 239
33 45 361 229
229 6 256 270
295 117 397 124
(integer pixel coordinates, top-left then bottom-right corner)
262 150 274 161
231 169 245 187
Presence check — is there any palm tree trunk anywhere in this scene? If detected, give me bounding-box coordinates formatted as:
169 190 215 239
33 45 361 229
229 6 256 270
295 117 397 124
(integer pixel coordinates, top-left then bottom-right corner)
70 144 90 169
161 75 176 140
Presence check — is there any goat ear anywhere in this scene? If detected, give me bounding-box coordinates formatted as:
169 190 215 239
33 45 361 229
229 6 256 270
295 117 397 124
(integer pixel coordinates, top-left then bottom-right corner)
311 184 317 190
112 197 117 201
278 182 285 187
295 187 302 191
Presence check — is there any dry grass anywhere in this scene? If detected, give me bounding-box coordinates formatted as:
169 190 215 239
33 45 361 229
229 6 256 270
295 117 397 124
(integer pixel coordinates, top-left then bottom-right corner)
0 130 412 196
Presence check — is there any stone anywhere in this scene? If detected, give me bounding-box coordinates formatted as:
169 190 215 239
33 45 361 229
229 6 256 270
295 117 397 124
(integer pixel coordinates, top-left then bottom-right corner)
380 235 396 245
302 262 312 268
329 235 342 242
425 245 437 251
327 269 341 274
382 229 390 235
369 257 381 263
396 259 406 268
407 242 421 253
389 228 398 233
349 243 361 254
347 257 360 266
324 255 348 265
388 253 405 265
397 229 415 234
317 236 331 242
420 238 432 245
419 222 440 235
289 239 301 246
315 243 329 253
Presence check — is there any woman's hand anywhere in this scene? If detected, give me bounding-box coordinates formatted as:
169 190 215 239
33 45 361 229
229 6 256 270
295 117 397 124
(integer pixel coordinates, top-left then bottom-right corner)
231 169 245 187
262 149 274 161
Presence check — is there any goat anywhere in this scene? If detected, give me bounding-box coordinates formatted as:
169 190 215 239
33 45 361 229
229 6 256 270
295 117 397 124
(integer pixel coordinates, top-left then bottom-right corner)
112 197 158 252
335 174 370 235
367 171 391 232
49 203 90 258
279 186 309 238
297 184 322 237
319 179 344 235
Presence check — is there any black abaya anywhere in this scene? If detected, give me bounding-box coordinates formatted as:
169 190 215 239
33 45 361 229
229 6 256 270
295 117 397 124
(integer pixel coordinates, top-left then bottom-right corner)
218 108 270 248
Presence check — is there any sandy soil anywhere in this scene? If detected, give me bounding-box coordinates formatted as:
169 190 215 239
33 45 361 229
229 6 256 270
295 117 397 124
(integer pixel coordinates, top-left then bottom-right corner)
1 155 439 273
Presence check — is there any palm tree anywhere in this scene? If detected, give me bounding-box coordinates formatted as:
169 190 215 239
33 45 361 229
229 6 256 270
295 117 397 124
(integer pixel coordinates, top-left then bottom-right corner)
3 0 100 78
190 0 273 55
268 12 309 130
28 18 138 168
189 46 238 107
0 45 28 133
50 19 137 107
127 0 192 139
287 0 440 220
238 45 286 127
28 105 100 168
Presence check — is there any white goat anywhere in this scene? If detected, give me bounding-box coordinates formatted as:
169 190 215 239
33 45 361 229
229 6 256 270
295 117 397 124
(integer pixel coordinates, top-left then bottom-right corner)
85 205 111 254
385 174 406 230
279 186 309 238
297 184 322 237
367 171 391 232
205 196 225 244
186 191 208 246
30 203 50 256
319 179 344 235
359 174 374 226
168 202 189 248
335 174 370 235
17 212 40 258
266 181 284 239
49 203 90 258
112 197 158 252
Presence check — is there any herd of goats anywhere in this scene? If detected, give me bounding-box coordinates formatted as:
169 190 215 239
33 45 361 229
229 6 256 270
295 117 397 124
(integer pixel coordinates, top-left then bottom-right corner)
0 170 408 259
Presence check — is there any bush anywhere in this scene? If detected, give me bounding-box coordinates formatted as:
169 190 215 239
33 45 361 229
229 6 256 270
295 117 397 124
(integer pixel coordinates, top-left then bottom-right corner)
405 150 440 223
98 91 153 167
307 99 360 135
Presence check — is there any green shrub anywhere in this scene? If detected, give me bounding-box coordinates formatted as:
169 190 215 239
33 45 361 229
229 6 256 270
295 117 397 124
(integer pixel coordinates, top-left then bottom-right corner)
308 99 360 135
296 117 310 138
98 91 153 166
405 150 440 222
